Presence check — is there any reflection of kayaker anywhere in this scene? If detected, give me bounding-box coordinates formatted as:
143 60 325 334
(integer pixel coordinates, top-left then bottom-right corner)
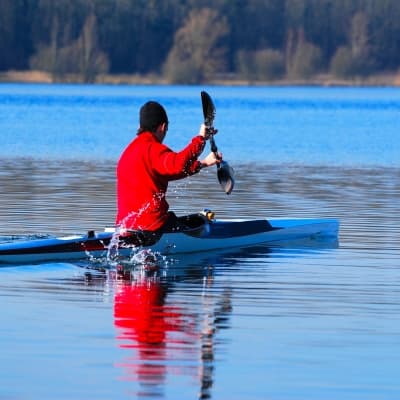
113 272 170 388
114 276 169 346
111 263 233 398
113 267 198 391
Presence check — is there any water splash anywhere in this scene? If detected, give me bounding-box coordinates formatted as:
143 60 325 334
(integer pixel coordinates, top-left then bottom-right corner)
105 191 168 265
106 226 123 263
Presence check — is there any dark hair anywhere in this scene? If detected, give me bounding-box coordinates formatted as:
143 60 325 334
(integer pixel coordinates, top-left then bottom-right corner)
138 101 168 134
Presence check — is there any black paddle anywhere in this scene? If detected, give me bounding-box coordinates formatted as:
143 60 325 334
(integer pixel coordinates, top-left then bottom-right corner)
200 91 235 195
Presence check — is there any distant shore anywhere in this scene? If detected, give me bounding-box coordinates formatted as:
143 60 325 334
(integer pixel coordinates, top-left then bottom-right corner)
1 69 400 87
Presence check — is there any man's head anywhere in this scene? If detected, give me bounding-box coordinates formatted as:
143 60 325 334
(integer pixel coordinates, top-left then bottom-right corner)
139 101 168 140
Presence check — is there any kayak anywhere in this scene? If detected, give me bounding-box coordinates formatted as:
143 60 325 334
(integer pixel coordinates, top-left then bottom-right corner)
0 216 339 264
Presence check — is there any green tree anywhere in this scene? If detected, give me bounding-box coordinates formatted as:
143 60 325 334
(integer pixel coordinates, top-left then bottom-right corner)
96 0 184 74
30 0 89 51
0 0 35 70
2 0 400 80
218 0 285 72
364 0 400 69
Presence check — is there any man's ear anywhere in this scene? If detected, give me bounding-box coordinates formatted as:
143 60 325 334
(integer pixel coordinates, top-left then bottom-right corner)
161 122 168 132
154 123 167 142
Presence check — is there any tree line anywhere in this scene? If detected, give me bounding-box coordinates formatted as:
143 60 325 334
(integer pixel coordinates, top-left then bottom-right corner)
1 0 400 83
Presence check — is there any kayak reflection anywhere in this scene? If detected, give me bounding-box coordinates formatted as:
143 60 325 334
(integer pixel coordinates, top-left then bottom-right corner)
112 263 232 399
81 240 336 399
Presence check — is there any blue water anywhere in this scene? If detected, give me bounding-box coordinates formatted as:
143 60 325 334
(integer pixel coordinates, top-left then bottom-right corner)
0 84 399 400
0 83 399 166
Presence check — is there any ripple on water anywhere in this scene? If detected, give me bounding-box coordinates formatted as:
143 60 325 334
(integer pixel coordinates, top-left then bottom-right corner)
0 160 399 399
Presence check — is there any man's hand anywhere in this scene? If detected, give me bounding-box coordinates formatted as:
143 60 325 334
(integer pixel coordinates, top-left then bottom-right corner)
198 123 218 140
201 151 222 168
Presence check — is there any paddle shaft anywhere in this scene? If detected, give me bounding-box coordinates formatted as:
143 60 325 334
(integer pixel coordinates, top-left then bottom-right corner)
209 133 221 163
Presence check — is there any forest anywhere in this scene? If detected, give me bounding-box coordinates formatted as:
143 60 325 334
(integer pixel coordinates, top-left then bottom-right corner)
1 0 400 83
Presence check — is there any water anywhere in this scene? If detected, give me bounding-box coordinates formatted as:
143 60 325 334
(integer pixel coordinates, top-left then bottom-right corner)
0 84 399 399
1 84 399 166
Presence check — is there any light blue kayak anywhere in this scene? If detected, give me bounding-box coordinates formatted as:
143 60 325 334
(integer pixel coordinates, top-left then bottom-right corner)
0 216 339 264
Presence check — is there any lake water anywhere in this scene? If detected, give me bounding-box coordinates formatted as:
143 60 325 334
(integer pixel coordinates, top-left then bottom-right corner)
0 84 399 399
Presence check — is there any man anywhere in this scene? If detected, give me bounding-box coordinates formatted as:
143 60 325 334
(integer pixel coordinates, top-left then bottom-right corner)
116 100 220 235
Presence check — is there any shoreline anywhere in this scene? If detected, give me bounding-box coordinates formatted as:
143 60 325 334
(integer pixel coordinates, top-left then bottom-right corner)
1 69 400 87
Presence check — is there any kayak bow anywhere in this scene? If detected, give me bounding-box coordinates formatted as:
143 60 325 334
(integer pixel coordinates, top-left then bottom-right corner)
0 217 339 264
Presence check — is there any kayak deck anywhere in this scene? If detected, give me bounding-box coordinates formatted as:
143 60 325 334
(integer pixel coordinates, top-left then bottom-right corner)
0 218 339 264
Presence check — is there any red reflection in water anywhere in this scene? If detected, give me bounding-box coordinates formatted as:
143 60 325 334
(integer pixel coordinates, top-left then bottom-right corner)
113 270 195 387
112 266 231 399
115 280 169 346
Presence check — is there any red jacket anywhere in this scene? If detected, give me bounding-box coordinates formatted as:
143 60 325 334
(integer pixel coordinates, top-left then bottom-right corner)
116 131 205 231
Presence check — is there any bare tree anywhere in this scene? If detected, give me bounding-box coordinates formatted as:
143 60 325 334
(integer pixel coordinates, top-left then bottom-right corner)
286 28 322 79
330 11 375 78
351 12 370 60
163 8 228 83
30 12 109 82
78 14 109 82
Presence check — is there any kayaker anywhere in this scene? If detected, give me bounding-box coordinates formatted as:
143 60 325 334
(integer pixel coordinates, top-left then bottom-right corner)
116 100 221 237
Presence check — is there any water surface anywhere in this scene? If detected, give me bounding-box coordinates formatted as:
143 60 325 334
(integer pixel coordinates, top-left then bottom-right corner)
0 84 399 399
1 84 399 166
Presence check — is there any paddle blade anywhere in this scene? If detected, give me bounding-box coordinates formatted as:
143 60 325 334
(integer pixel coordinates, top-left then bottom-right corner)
201 91 216 127
201 90 234 194
218 161 235 195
